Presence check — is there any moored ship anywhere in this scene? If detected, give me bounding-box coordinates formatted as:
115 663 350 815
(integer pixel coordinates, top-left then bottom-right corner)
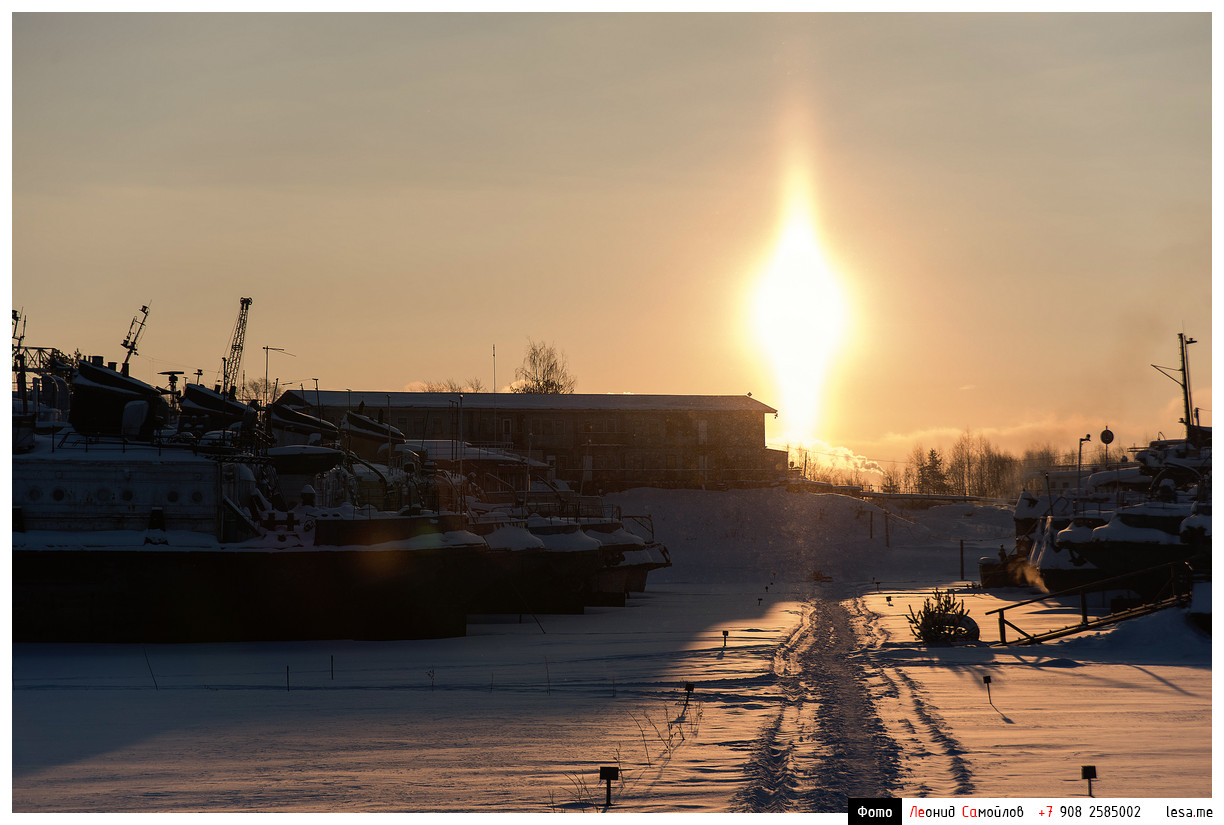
994 334 1211 601
12 315 672 641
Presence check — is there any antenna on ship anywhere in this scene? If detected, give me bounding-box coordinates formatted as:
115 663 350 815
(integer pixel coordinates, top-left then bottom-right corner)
13 309 28 414
120 304 150 376
13 308 26 355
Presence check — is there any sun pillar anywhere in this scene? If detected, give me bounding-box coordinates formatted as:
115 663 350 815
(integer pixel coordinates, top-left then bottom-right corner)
752 173 848 446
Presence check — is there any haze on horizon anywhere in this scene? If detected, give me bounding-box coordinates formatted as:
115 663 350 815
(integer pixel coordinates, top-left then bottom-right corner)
12 13 1212 472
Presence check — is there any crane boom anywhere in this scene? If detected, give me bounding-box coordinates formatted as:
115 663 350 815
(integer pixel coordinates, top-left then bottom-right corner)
220 297 252 396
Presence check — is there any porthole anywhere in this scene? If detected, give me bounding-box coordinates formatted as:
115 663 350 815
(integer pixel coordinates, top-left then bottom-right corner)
51 488 65 502
121 489 134 502
167 490 180 503
191 491 204 503
26 487 41 501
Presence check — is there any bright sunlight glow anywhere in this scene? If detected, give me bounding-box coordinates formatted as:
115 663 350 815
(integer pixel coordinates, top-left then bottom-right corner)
753 181 848 444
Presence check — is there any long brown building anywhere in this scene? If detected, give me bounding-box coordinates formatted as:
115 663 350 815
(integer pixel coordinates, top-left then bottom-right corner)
276 390 787 493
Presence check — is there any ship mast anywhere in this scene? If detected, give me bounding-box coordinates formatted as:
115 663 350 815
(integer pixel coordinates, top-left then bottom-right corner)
1152 332 1199 442
120 304 149 375
1179 333 1197 436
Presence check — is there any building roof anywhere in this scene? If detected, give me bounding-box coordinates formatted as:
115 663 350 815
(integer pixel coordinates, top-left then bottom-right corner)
279 390 777 415
414 440 550 467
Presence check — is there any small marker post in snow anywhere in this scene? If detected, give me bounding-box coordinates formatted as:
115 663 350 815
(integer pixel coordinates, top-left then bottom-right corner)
722 630 729 648
982 674 992 704
1081 765 1097 797
599 766 619 807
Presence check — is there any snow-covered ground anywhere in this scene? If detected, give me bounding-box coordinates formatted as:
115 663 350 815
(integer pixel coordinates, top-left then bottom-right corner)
11 488 1211 812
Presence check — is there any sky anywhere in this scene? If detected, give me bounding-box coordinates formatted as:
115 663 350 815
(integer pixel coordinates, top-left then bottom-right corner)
11 12 1212 470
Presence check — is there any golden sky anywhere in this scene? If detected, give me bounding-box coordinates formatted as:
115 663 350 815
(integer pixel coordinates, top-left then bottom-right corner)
12 12 1212 468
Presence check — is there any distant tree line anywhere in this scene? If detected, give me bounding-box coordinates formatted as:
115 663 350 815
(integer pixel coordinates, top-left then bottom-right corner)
419 377 487 393
799 431 1127 501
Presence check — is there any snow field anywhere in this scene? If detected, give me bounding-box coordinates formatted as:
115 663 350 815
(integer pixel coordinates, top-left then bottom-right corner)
13 586 808 812
855 586 1211 799
11 488 1213 811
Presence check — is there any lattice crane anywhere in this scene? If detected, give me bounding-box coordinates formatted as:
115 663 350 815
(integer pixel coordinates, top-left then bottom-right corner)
219 297 253 397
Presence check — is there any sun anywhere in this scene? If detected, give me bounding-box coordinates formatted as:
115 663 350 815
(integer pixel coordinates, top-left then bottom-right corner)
753 181 848 445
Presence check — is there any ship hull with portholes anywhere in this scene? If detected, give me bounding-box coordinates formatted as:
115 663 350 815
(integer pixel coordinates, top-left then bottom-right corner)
11 434 476 643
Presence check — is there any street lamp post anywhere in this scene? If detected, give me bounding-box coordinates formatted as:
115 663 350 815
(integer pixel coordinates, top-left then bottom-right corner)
263 346 294 408
1077 434 1092 512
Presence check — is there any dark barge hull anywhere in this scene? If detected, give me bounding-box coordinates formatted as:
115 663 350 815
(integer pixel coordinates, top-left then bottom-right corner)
466 549 601 615
13 545 472 643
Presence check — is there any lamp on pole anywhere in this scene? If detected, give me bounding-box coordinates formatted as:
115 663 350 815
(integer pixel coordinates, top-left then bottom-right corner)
1077 434 1092 512
262 346 294 408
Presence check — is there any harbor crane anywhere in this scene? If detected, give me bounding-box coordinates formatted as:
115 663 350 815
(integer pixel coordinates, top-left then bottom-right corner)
120 304 149 375
217 297 253 397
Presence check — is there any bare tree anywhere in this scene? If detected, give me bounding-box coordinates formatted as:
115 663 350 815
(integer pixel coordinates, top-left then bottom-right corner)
421 378 486 393
241 377 274 405
512 339 576 394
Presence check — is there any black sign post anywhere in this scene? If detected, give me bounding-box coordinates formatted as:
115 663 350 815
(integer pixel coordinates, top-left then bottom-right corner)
1082 765 1097 797
599 766 619 807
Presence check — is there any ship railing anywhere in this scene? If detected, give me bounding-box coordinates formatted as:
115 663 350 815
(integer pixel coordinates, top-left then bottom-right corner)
987 560 1196 646
523 497 620 521
49 430 274 469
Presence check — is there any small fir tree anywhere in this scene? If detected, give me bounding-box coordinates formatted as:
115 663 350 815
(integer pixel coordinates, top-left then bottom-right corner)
907 588 976 645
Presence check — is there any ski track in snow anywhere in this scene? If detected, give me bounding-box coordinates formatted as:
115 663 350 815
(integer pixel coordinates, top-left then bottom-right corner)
845 593 977 798
732 595 903 812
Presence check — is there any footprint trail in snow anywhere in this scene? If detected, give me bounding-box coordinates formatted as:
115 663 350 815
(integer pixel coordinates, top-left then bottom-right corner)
733 596 904 812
